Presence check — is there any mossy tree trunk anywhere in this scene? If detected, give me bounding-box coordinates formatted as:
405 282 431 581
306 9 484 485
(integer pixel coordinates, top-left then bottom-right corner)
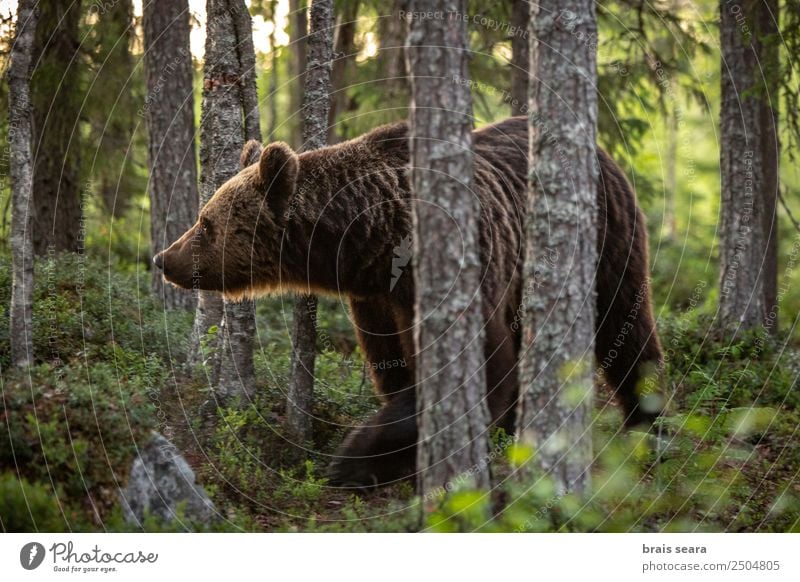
407 0 492 506
8 0 38 368
143 0 199 311
517 0 598 497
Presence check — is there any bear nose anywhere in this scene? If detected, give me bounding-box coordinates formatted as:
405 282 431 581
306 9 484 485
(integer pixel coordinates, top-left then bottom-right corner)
153 252 164 271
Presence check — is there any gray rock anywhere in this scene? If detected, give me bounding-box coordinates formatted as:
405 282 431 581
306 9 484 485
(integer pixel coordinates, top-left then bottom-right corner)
120 432 216 527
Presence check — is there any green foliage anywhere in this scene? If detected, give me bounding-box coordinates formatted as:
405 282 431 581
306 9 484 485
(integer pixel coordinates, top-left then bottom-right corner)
0 361 157 515
0 473 70 532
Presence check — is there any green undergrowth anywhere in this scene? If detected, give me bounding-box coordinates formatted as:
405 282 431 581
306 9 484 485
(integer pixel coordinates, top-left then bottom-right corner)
1 252 799 532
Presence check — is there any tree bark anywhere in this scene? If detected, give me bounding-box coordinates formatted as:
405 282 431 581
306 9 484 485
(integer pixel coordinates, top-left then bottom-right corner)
327 0 359 143
289 0 309 148
718 0 770 332
268 0 279 140
191 0 259 402
143 0 199 311
510 0 529 117
517 0 598 497
8 0 38 368
286 0 334 446
758 0 779 334
378 0 410 117
407 0 491 504
31 0 83 256
217 0 263 400
89 0 136 219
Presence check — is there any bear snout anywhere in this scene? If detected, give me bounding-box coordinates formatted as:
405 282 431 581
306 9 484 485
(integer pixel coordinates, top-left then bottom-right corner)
152 251 164 270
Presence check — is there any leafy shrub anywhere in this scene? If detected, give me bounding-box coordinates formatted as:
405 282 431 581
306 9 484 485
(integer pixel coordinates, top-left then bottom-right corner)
0 473 70 532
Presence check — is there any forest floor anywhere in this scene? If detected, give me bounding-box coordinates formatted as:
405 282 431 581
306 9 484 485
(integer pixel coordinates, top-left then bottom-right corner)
1 253 800 532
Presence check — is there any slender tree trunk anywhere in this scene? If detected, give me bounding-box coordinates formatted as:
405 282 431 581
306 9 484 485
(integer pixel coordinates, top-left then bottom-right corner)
143 0 199 311
407 0 491 504
191 0 260 400
327 0 359 143
510 0 529 117
664 87 678 241
286 0 333 446
90 0 136 219
289 0 309 148
517 0 598 497
268 0 279 140
759 0 779 333
217 0 262 400
8 0 38 369
377 0 409 119
31 0 83 256
718 0 769 332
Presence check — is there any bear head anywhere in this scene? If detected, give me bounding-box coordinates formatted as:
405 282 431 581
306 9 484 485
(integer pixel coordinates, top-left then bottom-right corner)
153 139 299 299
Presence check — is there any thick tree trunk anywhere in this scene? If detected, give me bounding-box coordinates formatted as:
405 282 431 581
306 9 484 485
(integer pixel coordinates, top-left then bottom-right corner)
510 0 529 117
327 0 359 142
8 0 38 368
143 0 199 311
289 0 309 148
718 0 770 332
286 0 333 446
407 0 491 504
31 0 83 256
191 0 259 401
759 0 779 333
517 0 598 496
217 1 263 400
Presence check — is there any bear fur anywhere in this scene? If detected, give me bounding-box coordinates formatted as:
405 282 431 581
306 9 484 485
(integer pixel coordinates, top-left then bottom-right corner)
154 116 662 488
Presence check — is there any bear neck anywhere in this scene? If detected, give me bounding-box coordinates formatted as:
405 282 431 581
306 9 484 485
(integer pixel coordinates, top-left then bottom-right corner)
280 134 410 297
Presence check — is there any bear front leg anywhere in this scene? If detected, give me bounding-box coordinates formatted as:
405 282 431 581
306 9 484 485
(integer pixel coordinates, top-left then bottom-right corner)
349 297 415 400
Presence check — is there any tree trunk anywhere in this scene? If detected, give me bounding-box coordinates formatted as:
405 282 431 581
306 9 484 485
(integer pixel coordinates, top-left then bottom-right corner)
217 0 263 400
286 0 334 446
759 0 779 333
8 0 38 368
31 0 83 256
378 0 409 118
327 0 359 143
510 0 529 117
89 0 136 219
407 0 491 504
289 0 309 148
268 0 279 140
517 0 598 497
718 0 769 332
191 0 260 401
143 0 199 311
664 86 678 241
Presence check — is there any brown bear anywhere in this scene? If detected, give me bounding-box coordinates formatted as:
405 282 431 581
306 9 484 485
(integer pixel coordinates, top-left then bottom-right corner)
154 116 662 488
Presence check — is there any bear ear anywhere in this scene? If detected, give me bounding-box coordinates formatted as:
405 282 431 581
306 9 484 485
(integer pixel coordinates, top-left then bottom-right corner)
240 139 263 169
258 142 299 221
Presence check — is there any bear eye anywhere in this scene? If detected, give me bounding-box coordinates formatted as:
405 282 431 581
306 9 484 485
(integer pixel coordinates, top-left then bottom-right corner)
200 217 211 236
